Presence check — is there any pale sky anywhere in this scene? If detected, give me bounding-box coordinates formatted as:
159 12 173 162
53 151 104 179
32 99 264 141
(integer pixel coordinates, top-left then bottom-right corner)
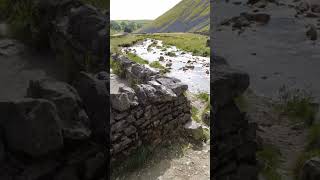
111 0 183 20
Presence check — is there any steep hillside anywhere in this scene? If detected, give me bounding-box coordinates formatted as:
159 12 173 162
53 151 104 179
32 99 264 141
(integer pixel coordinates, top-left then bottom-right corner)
140 0 209 34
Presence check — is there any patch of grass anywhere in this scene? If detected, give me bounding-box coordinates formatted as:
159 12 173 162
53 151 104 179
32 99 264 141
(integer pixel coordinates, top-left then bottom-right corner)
292 124 320 179
293 149 320 179
144 33 209 57
307 124 320 150
191 106 200 123
257 144 282 180
110 34 145 54
196 92 209 103
149 61 165 69
276 85 317 125
126 52 149 65
110 58 124 77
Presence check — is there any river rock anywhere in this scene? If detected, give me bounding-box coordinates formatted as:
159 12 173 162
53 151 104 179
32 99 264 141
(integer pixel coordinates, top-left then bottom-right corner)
27 79 91 140
306 25 317 40
155 76 188 96
184 120 205 141
299 157 320 180
0 98 63 158
212 55 229 65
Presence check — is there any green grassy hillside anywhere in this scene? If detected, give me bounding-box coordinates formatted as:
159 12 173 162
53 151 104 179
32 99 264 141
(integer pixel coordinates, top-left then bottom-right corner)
140 0 209 34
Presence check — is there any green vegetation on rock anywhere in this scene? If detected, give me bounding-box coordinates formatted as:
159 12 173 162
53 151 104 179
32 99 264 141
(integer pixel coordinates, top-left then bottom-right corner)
126 52 149 65
257 144 283 180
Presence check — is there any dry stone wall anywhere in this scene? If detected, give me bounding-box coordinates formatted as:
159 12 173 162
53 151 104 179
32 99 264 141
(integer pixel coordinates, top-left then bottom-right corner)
110 55 192 160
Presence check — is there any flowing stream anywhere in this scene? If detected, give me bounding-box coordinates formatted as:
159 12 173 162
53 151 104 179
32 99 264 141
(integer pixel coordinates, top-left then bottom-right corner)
123 39 210 93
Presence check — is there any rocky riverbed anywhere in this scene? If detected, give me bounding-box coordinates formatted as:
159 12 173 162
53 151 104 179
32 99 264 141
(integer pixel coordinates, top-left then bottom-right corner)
123 39 210 93
213 0 320 100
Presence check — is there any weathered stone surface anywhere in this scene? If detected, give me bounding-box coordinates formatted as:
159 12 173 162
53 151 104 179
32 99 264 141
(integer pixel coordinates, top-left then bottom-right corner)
27 79 91 140
212 65 250 106
110 86 138 112
38 0 108 73
211 56 257 179
73 71 108 142
300 157 320 180
0 39 25 57
155 77 188 96
184 120 205 141
306 25 317 41
0 98 63 157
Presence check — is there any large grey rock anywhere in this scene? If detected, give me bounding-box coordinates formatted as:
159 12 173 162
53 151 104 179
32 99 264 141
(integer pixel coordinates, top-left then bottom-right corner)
73 72 108 142
0 98 63 157
306 25 317 41
111 86 139 112
300 157 320 180
155 77 188 96
27 79 91 140
212 65 250 106
0 39 25 57
134 81 177 104
129 64 158 83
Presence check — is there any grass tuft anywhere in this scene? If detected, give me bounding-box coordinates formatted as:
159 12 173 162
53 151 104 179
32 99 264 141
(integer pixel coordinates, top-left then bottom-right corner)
196 92 209 103
257 144 282 180
276 85 317 125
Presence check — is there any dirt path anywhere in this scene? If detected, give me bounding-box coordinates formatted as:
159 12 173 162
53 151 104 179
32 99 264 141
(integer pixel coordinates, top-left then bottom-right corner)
114 141 210 180
245 91 308 180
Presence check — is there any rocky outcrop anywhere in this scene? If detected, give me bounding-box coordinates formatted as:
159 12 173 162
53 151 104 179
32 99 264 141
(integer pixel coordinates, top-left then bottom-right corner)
27 79 92 141
0 95 106 179
212 56 258 179
110 55 191 160
37 0 108 78
299 157 320 180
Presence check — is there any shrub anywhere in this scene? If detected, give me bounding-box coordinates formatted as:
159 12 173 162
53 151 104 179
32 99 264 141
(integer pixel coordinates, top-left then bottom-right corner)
110 58 124 77
276 85 317 125
191 106 200 123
